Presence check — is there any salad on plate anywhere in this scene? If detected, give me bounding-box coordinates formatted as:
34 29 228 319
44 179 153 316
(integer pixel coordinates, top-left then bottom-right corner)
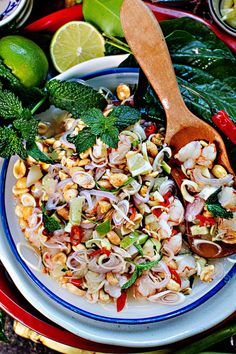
12 79 235 312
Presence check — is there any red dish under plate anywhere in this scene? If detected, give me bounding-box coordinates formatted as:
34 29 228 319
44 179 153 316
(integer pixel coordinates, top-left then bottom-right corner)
24 2 236 53
0 3 234 351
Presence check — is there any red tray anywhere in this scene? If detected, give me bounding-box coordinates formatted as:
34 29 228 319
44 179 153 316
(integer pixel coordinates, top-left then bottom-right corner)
1 3 235 352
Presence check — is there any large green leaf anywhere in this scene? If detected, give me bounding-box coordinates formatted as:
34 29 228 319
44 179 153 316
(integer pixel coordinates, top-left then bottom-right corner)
83 0 123 37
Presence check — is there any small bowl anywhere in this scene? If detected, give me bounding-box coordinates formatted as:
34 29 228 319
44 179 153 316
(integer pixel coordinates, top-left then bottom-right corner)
0 0 28 28
209 0 236 37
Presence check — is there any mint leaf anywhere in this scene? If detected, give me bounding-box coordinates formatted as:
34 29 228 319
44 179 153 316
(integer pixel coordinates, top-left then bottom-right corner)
70 128 96 154
206 188 222 204
46 80 107 116
206 188 233 219
109 106 141 131
26 141 54 163
0 126 27 159
100 127 119 148
96 220 111 237
207 204 233 219
41 202 61 233
0 89 24 120
13 115 38 143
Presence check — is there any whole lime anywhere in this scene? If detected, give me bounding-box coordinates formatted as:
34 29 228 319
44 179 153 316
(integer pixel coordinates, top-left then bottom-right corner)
0 35 49 88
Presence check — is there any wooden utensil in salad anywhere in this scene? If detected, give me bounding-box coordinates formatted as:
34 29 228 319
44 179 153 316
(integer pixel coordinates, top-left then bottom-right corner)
121 0 236 258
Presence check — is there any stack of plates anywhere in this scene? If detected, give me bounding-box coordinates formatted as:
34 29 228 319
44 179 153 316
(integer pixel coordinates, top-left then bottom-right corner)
0 56 235 348
0 0 33 30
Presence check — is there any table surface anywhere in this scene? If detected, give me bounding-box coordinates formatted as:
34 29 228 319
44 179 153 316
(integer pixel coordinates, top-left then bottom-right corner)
0 1 235 353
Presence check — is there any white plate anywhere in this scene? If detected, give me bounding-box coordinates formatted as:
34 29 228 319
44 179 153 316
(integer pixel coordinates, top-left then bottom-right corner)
0 56 235 346
2 65 235 324
0 189 235 348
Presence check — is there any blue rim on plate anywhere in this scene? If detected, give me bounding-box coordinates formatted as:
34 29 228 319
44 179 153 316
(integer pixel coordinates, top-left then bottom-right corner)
1 68 235 325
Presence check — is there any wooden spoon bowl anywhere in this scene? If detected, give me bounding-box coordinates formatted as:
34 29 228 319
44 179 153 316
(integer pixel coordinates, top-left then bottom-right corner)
121 0 236 258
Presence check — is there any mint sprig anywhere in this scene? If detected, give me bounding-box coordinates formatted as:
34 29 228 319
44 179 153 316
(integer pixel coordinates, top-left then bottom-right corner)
69 106 140 154
206 188 233 219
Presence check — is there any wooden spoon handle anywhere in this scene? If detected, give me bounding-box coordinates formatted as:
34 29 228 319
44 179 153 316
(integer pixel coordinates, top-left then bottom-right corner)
121 0 188 127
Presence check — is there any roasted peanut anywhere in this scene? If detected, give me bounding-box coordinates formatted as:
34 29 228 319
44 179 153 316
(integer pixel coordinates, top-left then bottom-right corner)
98 200 111 214
63 189 78 202
51 252 67 265
63 283 85 296
116 84 131 101
22 206 33 220
16 177 27 189
106 272 119 286
13 160 26 179
140 185 148 197
200 265 215 282
107 231 120 245
109 173 128 188
166 279 181 292
78 158 90 167
98 180 113 189
212 165 228 179
57 207 69 220
146 141 158 157
79 149 91 159
99 289 110 303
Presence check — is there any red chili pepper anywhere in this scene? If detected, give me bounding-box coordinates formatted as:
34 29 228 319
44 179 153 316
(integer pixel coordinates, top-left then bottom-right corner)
90 248 111 257
172 229 178 236
212 110 236 144
70 225 83 246
116 291 127 312
25 5 83 32
196 214 216 227
69 279 83 287
144 124 157 137
168 266 181 286
152 208 163 218
159 191 172 207
129 207 137 221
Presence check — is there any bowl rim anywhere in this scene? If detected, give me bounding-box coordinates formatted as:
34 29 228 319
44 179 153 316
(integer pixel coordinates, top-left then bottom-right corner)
0 0 28 27
2 67 235 325
208 0 236 37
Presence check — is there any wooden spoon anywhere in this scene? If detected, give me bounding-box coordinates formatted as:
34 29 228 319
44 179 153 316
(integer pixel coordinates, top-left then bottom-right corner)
120 0 236 258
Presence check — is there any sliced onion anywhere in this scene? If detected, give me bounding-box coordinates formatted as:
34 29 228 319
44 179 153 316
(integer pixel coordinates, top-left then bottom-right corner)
163 233 182 255
40 240 67 250
185 197 205 222
104 281 121 298
86 189 118 202
57 178 72 191
148 290 185 304
133 122 146 140
80 190 94 210
46 192 67 211
66 252 87 271
181 180 199 203
112 200 133 225
81 221 95 229
192 239 222 257
60 131 76 150
122 179 141 195
153 146 172 171
193 168 233 187
17 242 42 272
159 179 176 196
26 214 43 233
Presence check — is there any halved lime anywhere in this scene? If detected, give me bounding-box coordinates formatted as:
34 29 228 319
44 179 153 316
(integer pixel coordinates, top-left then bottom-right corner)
50 21 105 73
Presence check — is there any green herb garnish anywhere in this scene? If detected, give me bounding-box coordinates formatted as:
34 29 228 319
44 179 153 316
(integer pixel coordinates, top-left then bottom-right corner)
46 80 107 116
41 202 61 233
96 219 111 237
206 188 233 219
122 256 162 290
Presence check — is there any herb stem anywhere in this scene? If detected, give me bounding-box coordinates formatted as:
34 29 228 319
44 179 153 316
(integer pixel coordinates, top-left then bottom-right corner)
103 33 130 49
105 40 132 54
31 95 47 115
